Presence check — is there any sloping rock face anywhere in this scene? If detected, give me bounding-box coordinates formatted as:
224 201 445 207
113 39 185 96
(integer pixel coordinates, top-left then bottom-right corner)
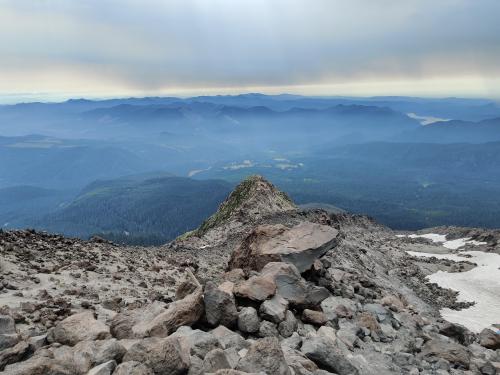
229 222 339 272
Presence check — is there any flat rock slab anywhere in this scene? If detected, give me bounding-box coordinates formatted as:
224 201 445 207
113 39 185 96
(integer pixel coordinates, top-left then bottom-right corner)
229 222 339 273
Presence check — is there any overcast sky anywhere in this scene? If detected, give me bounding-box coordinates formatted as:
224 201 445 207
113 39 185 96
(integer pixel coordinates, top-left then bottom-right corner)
1 0 500 101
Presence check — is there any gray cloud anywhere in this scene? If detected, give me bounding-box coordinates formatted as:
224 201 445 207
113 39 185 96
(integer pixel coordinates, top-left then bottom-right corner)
1 0 499 97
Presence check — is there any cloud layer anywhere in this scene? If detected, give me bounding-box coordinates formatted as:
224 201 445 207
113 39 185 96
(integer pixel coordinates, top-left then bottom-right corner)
1 0 500 99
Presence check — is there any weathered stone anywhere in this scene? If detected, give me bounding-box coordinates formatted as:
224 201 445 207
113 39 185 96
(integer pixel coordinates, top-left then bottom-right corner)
282 345 319 374
380 295 405 312
259 295 288 323
110 302 166 339
203 348 231 373
47 311 111 346
236 337 292 375
363 304 391 324
258 320 279 338
138 288 204 337
204 281 238 327
420 339 470 369
3 355 73 375
234 276 276 301
172 327 221 358
479 328 500 350
237 307 260 333
0 341 30 371
229 222 338 273
211 325 249 351
320 296 356 320
357 312 381 333
86 360 116 375
301 336 359 375
0 314 16 334
69 339 126 373
302 309 328 326
261 262 330 308
113 361 154 375
439 322 476 346
278 310 298 338
123 336 190 375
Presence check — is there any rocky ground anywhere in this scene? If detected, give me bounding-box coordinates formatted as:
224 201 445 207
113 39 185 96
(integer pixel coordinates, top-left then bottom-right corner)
1 176 500 374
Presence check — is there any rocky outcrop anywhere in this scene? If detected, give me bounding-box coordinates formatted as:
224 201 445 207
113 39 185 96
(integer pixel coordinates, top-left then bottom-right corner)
229 222 339 272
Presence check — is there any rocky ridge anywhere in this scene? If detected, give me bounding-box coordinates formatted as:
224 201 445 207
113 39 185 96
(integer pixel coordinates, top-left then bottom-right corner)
1 176 500 374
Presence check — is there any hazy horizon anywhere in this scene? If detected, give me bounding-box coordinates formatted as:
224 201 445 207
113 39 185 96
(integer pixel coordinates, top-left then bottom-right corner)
1 0 500 101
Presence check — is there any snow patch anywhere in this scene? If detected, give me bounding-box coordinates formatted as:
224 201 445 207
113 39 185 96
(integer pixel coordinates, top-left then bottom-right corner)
407 250 500 332
398 233 487 250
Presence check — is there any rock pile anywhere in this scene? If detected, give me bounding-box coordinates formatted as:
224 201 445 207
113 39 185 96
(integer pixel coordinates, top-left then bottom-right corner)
1 176 500 374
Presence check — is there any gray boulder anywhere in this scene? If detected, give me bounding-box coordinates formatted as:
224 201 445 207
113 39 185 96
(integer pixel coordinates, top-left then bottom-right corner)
204 281 238 327
48 311 111 346
236 337 292 375
278 310 299 338
0 315 16 334
301 336 359 375
123 336 190 374
113 361 154 375
203 348 231 373
259 295 288 323
258 320 279 338
238 307 260 333
86 360 116 375
479 328 500 350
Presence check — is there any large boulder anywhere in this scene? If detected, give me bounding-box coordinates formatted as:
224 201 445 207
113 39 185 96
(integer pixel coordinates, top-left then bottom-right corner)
204 281 238 327
420 338 470 369
301 336 359 375
47 311 111 346
123 336 190 375
69 339 126 373
479 328 500 350
236 337 291 375
234 276 276 301
238 307 260 333
0 341 30 371
113 361 154 375
110 302 167 339
3 355 73 375
136 288 204 337
0 315 16 334
259 295 288 324
229 222 338 273
261 262 330 308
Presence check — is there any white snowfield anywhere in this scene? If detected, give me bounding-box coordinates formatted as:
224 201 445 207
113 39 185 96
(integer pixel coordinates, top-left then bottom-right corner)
396 233 487 249
401 233 500 333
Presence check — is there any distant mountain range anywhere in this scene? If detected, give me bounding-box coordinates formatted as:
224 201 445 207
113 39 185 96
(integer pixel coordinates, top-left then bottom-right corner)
2 93 500 242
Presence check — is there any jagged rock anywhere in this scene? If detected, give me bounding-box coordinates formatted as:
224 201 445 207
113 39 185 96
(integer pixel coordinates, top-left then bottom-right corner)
0 315 16 334
259 295 288 323
301 336 359 375
439 322 476 346
47 311 111 346
86 360 116 375
302 309 328 326
362 304 391 324
0 333 20 351
258 320 280 338
211 325 249 351
123 336 190 375
320 297 356 320
229 222 339 273
3 355 73 375
138 288 204 337
237 307 260 333
69 339 126 373
113 361 154 375
282 345 319 374
234 276 276 301
203 348 231 373
236 337 292 375
479 328 500 349
420 338 470 369
110 302 167 339
204 281 238 327
260 262 330 308
278 310 299 338
172 326 221 358
0 341 30 371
